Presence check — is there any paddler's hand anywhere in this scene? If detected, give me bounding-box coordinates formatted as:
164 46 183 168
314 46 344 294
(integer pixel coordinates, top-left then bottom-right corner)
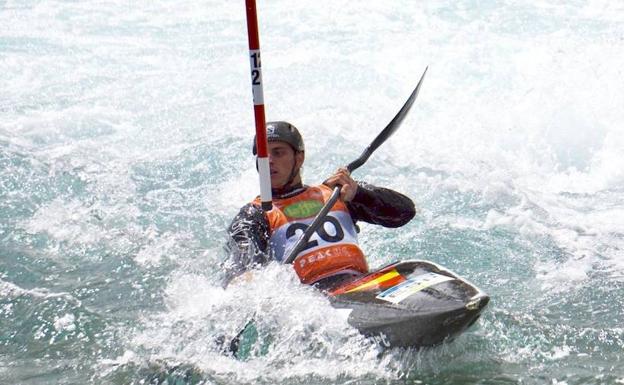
323 167 358 202
229 271 255 286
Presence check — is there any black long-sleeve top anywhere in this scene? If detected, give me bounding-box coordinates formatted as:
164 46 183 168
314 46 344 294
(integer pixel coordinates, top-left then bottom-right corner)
223 181 416 284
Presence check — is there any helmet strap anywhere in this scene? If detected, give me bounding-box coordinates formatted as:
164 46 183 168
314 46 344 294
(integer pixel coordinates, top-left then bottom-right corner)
283 154 301 188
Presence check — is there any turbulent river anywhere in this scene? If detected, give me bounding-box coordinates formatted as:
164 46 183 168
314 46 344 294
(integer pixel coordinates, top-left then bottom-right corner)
1 1 624 384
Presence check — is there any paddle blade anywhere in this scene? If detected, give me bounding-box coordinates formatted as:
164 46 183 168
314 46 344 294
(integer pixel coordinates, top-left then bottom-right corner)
347 66 428 173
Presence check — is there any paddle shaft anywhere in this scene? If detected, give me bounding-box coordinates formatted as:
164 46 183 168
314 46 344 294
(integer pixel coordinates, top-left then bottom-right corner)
283 67 428 264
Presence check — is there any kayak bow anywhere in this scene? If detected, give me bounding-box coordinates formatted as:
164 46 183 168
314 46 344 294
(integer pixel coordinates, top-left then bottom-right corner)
329 260 490 348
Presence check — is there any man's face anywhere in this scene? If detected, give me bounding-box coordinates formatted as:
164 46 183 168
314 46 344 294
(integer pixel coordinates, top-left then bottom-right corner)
268 141 304 188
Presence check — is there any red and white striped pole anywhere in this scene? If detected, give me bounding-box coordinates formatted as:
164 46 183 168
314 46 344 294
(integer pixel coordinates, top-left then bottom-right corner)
245 0 272 211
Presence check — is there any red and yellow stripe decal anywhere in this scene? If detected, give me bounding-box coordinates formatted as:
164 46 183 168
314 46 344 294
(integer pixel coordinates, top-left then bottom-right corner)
330 269 406 295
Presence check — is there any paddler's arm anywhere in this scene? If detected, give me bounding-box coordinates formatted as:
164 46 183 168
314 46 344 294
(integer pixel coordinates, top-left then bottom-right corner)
345 181 416 227
222 203 271 287
324 168 416 228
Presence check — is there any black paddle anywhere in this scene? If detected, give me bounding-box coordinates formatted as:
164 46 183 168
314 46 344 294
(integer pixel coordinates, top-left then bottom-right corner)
283 66 428 264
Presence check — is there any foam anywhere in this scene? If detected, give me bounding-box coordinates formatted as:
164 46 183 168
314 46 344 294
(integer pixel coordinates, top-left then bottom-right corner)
0 278 81 305
120 263 390 382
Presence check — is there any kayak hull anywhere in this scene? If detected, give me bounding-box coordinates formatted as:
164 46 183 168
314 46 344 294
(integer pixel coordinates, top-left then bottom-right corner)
328 260 489 348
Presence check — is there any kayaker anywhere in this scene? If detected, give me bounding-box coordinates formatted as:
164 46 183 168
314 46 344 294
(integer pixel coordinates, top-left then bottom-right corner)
223 121 416 288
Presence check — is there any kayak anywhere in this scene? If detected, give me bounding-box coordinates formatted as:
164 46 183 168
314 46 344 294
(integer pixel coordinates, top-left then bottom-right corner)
327 259 490 348
227 259 489 357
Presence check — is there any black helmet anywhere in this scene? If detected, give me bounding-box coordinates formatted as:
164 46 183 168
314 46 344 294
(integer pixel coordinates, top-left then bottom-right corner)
252 121 304 155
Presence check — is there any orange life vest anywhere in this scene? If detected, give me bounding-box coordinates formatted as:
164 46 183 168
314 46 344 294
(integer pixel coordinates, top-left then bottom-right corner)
253 184 368 284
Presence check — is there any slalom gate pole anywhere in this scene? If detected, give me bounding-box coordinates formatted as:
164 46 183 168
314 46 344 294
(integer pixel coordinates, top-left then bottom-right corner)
245 0 272 210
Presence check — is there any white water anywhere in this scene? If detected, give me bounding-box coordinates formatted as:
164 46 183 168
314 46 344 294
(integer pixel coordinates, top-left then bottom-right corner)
1 1 624 384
